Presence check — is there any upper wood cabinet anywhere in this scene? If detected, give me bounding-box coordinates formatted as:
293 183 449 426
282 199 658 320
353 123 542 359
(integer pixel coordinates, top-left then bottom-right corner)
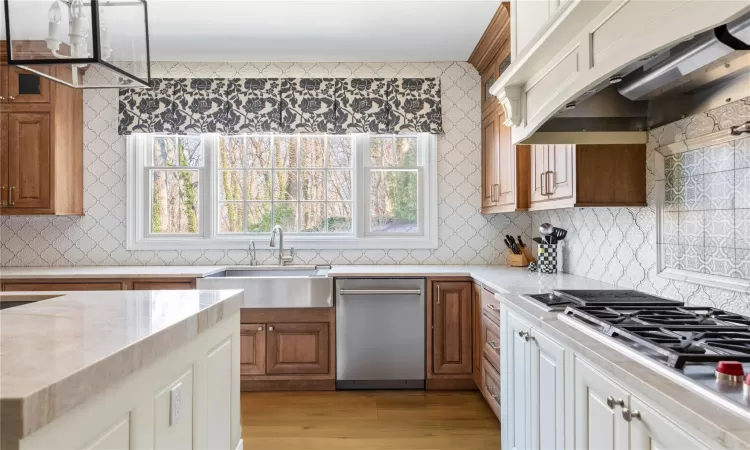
0 51 83 216
482 107 530 214
6 112 51 210
529 143 646 211
431 281 473 375
6 65 51 103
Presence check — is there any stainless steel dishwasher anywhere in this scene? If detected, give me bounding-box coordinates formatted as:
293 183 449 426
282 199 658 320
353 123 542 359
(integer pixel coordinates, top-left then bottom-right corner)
335 278 425 389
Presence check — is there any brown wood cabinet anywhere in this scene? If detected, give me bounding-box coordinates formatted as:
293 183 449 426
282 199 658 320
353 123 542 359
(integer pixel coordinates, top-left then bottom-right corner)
2 281 126 291
7 112 51 209
481 313 501 372
131 280 196 290
431 281 472 375
472 283 483 389
240 307 335 391
240 324 266 376
266 322 329 375
1 277 198 291
529 143 647 211
0 48 83 216
481 357 501 419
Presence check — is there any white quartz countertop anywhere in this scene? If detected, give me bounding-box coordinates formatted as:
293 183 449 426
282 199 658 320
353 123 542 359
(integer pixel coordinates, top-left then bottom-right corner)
0 265 225 279
1 265 621 295
327 265 621 294
0 289 243 442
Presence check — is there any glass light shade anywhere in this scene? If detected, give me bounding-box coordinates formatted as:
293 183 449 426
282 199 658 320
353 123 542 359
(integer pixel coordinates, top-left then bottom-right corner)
3 0 151 89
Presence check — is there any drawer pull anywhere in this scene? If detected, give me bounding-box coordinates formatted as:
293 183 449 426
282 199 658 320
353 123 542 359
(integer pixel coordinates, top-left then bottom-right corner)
607 396 625 409
486 304 499 311
622 408 641 422
488 340 500 350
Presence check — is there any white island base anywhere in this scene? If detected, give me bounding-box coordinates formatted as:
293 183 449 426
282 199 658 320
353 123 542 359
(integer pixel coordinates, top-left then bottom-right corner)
1 290 243 450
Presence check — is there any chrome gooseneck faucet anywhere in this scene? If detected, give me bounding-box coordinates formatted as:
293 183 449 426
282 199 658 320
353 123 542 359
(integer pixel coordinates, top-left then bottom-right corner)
269 225 294 266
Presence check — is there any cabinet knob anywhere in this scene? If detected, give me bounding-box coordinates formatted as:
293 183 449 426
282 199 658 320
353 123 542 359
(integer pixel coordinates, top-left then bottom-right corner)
0 96 5 101
8 96 15 101
606 396 625 409
257 326 263 331
268 326 274 332
517 331 529 341
621 408 641 422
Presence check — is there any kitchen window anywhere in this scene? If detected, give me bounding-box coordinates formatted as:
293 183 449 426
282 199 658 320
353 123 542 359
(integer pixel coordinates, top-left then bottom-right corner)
127 133 437 250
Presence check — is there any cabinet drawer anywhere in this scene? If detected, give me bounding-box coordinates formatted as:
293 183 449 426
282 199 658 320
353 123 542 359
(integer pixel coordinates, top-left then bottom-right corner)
481 312 500 372
482 357 501 419
132 281 195 290
3 282 125 291
481 288 500 323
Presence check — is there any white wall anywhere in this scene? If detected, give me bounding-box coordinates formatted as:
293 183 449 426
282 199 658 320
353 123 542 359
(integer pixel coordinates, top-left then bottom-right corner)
0 61 531 266
532 97 750 315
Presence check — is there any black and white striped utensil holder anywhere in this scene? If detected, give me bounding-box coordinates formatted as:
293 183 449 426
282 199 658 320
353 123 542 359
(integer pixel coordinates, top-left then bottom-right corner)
537 244 558 274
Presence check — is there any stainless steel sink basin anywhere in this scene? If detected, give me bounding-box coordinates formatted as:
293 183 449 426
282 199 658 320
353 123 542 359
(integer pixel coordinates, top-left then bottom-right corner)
197 266 333 308
207 268 320 278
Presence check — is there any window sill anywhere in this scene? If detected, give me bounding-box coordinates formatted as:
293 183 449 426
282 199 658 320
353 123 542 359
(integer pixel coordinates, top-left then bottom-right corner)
126 235 439 251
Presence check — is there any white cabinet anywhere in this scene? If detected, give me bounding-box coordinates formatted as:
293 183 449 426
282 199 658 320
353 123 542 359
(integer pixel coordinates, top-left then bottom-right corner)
502 307 566 450
81 416 130 450
572 356 708 450
529 144 575 210
529 327 565 450
573 356 630 449
154 369 194 450
629 395 709 450
511 0 571 59
206 339 233 449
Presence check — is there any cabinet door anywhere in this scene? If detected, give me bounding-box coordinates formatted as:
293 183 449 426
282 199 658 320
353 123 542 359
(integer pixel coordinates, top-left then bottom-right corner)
547 144 574 200
240 324 266 376
432 281 473 375
7 113 51 210
481 110 500 209
472 283 483 388
505 310 531 450
530 144 548 204
573 357 630 450
529 327 565 450
496 109 516 208
0 113 7 208
266 323 329 375
6 65 51 103
481 69 498 117
482 357 501 419
630 395 708 450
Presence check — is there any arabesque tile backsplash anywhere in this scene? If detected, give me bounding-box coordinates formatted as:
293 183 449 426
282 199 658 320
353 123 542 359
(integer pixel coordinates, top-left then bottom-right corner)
0 61 748 315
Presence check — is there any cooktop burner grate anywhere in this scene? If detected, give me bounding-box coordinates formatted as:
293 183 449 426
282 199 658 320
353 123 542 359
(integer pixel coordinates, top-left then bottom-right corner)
565 306 750 368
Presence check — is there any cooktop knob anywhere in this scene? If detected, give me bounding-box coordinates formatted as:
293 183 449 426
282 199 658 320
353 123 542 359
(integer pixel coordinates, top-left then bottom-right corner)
716 361 745 383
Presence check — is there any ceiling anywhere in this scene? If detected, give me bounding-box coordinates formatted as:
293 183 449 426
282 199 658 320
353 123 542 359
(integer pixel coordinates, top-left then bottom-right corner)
146 0 501 62
3 0 502 62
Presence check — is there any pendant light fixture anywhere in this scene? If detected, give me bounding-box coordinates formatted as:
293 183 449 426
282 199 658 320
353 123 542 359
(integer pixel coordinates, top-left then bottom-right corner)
3 0 151 89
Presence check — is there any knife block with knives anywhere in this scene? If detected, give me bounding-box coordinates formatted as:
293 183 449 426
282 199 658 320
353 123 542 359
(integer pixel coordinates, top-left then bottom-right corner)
504 235 535 267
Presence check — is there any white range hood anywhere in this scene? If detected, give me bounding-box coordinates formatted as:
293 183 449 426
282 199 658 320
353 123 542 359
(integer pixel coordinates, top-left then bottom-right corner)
491 0 750 145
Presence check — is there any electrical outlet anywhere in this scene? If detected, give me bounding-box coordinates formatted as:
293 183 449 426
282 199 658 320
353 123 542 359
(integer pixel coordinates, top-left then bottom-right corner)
169 382 182 427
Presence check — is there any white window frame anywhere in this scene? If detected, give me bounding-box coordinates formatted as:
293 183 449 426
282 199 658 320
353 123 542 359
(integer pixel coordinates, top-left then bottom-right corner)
127 133 438 250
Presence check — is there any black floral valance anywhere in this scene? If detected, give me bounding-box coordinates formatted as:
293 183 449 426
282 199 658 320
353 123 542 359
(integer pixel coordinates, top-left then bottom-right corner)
119 77 442 135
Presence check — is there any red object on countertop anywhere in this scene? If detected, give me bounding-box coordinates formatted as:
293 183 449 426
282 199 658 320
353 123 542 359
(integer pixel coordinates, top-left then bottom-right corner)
745 374 750 386
716 361 745 377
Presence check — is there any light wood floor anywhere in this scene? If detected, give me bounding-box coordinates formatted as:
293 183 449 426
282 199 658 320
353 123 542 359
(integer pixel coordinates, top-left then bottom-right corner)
241 390 500 450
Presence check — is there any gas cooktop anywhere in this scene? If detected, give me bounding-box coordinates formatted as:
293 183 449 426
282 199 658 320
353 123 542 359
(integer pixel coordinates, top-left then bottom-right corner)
563 304 750 412
526 289 682 309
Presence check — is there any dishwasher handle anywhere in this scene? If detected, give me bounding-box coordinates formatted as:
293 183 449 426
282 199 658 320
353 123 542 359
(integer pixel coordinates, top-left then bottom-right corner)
339 288 422 296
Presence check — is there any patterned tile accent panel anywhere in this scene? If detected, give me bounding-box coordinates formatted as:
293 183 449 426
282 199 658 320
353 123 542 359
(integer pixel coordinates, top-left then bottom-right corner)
0 62 531 267
532 97 750 316
662 137 750 279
